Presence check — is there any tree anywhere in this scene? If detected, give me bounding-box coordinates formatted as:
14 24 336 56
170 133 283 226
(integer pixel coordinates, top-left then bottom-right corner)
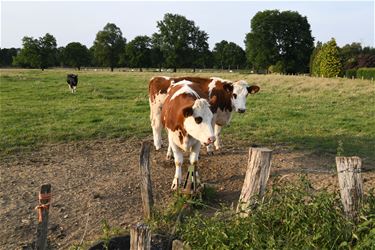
156 13 209 72
150 33 164 71
63 42 90 70
316 38 342 77
245 10 314 73
13 33 57 70
213 41 246 70
189 26 209 72
126 36 151 72
213 40 229 69
0 48 19 67
310 41 322 76
92 23 126 71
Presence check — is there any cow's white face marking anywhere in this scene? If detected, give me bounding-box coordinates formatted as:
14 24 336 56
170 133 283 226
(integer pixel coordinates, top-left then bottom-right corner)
183 99 215 145
232 80 250 112
170 81 199 100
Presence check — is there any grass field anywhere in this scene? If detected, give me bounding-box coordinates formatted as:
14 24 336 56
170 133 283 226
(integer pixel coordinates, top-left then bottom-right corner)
1 69 374 162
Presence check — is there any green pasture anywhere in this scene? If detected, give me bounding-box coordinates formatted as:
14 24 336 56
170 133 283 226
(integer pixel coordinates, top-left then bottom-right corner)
0 69 374 162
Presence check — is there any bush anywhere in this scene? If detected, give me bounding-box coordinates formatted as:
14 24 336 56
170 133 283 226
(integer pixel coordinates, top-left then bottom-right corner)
356 67 375 80
177 178 375 249
346 69 357 78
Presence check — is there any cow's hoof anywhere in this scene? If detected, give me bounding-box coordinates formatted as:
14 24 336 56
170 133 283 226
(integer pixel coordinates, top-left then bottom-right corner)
166 154 174 161
171 179 179 190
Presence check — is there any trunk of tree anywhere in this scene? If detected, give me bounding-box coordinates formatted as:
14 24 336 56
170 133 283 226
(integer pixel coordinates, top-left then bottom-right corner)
139 67 143 72
78 66 81 71
193 67 196 73
110 66 114 72
159 65 162 72
173 66 177 73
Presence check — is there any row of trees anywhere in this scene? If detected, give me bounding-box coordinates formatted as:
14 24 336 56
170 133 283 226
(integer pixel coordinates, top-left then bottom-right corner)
5 14 248 72
310 39 375 77
2 10 374 74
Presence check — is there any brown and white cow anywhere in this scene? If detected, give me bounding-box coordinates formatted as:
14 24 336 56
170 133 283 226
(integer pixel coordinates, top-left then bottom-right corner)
162 80 215 189
149 76 260 154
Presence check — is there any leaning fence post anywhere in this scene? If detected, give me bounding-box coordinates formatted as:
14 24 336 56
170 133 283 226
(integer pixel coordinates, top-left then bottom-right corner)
35 184 51 250
130 223 151 250
139 141 154 220
237 147 273 217
336 156 363 221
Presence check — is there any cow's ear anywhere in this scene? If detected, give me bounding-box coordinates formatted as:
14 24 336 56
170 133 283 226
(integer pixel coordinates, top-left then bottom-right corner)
223 83 234 93
247 85 260 94
183 107 194 117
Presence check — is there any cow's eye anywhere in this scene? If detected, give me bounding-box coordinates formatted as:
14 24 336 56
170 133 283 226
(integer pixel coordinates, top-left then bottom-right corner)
195 117 202 124
233 94 237 99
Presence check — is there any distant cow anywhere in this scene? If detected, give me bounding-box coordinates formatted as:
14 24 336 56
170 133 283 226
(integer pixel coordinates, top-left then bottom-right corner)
149 76 260 155
162 80 215 190
67 74 78 93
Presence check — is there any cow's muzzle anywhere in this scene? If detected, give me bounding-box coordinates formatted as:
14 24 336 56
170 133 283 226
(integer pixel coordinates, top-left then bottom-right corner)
204 136 216 145
237 109 246 113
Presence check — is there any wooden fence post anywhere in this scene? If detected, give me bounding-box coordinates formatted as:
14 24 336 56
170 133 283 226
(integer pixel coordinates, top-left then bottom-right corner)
35 184 51 250
237 147 272 217
139 141 154 220
130 223 151 250
336 156 363 221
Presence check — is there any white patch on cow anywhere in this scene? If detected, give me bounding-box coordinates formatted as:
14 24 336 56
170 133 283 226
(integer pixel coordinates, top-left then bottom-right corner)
232 80 250 112
170 81 199 100
149 93 167 150
171 79 192 86
208 79 217 97
183 99 215 145
161 76 170 80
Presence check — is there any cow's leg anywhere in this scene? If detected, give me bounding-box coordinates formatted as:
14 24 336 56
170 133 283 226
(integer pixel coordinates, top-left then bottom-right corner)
166 144 173 160
149 98 163 150
214 124 223 150
190 142 202 185
171 148 183 190
206 116 216 155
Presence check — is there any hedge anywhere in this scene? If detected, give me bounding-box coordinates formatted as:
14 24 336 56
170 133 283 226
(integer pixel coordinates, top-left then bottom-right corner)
356 67 375 80
345 69 357 78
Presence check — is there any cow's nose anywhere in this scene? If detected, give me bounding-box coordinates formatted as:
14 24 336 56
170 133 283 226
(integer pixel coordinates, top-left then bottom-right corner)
208 136 216 144
238 109 246 113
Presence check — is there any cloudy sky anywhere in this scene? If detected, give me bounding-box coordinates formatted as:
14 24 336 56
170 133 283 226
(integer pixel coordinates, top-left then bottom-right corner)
1 1 374 49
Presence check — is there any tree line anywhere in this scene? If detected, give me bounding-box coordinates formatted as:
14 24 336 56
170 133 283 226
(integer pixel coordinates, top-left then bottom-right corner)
1 10 374 76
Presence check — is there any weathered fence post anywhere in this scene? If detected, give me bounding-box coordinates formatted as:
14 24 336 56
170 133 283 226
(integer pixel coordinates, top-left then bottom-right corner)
130 223 151 250
237 147 272 217
35 184 51 250
139 141 154 220
336 156 363 221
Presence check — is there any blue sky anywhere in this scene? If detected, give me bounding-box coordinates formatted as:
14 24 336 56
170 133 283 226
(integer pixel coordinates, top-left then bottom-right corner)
1 1 374 49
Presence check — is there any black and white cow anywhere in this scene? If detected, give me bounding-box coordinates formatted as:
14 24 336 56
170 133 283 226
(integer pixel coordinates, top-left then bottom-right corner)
67 74 78 93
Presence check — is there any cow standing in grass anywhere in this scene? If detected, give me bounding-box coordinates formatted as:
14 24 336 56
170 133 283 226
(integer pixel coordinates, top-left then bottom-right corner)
149 76 260 156
67 74 78 93
162 80 216 190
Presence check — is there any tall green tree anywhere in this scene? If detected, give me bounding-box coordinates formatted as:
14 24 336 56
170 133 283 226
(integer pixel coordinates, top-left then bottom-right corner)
318 38 342 77
63 42 90 70
310 41 322 76
213 41 246 70
213 40 229 69
0 48 19 67
126 36 151 72
13 33 57 70
189 26 209 72
150 33 164 71
156 13 208 72
245 10 314 73
92 23 126 71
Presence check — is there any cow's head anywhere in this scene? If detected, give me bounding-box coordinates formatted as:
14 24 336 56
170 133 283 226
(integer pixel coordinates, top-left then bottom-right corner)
232 80 260 113
183 99 215 145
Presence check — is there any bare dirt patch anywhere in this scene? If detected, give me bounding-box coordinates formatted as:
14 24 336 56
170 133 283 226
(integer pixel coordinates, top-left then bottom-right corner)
1 138 374 249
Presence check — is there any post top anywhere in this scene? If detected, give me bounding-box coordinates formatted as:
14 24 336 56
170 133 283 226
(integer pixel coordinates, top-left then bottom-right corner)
249 147 273 152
